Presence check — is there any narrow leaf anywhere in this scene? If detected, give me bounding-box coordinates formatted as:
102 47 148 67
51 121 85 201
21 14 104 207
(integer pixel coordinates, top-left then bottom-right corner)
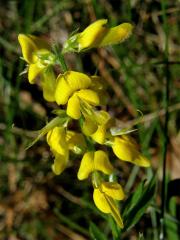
89 222 108 240
122 176 156 231
26 116 67 149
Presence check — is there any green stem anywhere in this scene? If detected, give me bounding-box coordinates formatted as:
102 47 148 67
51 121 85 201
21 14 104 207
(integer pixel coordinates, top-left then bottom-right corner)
53 45 68 72
58 53 68 72
160 0 170 239
124 165 139 192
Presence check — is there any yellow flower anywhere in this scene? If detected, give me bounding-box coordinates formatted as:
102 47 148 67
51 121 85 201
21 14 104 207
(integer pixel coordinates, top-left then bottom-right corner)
81 115 98 136
63 19 133 52
112 135 150 167
55 71 100 119
18 34 53 82
41 67 56 102
51 150 69 175
47 126 87 175
82 110 113 144
67 89 99 119
93 182 125 228
91 111 113 144
18 34 56 101
77 19 108 51
47 126 69 175
47 127 67 155
66 130 87 154
77 150 114 180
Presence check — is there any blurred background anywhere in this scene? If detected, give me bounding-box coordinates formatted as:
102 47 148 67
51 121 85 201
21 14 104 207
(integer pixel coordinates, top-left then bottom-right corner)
0 0 179 239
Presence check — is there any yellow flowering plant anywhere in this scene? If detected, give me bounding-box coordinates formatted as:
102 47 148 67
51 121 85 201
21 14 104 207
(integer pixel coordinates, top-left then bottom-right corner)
18 19 152 235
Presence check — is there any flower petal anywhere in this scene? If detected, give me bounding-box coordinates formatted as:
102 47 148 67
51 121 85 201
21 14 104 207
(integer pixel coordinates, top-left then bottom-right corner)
95 110 111 125
93 187 124 228
112 136 150 167
18 34 38 63
82 116 98 136
134 154 150 167
77 152 94 180
41 67 56 102
67 94 81 119
66 131 87 154
93 188 110 213
78 89 100 106
101 182 125 200
52 151 69 175
55 71 91 105
55 73 73 105
94 150 114 174
91 125 107 144
91 111 112 144
78 19 108 50
99 23 133 47
67 71 92 91
28 63 44 84
47 127 67 155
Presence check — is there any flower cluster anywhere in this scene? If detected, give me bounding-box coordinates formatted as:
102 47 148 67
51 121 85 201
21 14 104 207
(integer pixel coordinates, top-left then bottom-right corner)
18 19 150 228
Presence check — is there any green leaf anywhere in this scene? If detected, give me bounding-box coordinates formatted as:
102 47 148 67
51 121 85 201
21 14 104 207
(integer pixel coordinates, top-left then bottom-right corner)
107 216 121 240
110 127 138 136
122 176 156 231
26 116 68 149
110 110 143 136
89 222 108 240
122 180 145 217
166 197 179 240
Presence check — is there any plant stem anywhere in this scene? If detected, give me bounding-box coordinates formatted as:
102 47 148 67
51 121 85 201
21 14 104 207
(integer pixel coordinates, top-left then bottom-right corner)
53 45 68 72
160 0 170 239
58 53 68 72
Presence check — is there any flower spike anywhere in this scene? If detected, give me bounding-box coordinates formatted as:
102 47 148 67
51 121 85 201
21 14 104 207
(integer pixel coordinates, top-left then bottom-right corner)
18 20 151 230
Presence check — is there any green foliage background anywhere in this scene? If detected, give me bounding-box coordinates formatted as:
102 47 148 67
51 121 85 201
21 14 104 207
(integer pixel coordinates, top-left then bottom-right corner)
0 0 179 239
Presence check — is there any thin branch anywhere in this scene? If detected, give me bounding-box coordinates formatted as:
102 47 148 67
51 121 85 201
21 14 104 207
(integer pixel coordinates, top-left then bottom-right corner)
160 0 170 239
